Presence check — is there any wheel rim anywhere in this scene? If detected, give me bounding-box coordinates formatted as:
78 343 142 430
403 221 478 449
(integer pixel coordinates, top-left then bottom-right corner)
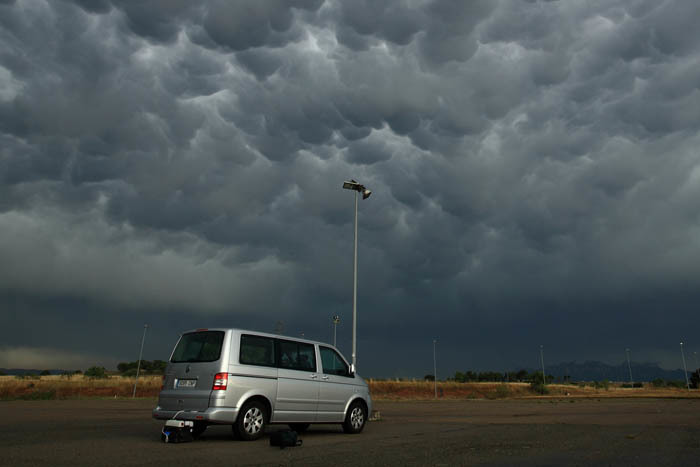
350 407 364 429
243 407 264 434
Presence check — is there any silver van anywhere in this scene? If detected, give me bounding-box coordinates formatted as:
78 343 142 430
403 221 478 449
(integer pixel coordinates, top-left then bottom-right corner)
152 328 372 440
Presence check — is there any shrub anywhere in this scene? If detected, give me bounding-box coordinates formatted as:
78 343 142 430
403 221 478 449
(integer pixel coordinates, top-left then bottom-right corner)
84 366 108 379
530 381 549 395
40 370 51 376
666 380 687 389
651 378 665 388
493 384 511 399
19 390 56 401
594 380 610 390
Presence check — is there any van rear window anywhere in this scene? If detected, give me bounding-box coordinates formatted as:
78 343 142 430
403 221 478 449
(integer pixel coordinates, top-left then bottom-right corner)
171 331 224 363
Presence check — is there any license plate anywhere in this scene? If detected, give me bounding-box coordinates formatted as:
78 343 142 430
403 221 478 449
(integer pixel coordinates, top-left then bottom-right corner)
177 379 197 388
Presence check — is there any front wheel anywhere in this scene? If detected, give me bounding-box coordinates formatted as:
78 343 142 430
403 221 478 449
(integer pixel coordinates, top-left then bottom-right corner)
233 400 267 441
342 401 367 434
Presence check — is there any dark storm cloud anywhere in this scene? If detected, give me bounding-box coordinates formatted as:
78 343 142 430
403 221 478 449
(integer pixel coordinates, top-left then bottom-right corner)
1 0 700 374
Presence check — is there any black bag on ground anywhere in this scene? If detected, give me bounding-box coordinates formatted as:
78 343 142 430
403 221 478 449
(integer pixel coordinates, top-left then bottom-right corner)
269 430 302 449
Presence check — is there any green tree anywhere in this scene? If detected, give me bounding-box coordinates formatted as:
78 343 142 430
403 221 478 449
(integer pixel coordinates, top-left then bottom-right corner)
84 366 107 379
424 374 435 381
691 370 699 389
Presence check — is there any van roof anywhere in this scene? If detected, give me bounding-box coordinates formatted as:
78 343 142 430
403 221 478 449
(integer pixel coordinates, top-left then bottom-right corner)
180 327 338 349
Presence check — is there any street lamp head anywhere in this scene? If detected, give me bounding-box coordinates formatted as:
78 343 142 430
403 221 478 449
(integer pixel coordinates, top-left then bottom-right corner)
343 180 360 190
343 180 371 200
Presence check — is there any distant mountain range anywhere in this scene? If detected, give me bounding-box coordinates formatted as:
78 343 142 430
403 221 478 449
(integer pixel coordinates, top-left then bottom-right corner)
526 361 692 382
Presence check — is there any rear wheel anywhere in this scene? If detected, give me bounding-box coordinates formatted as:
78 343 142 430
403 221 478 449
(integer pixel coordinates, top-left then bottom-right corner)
342 401 367 434
288 423 310 433
233 400 267 441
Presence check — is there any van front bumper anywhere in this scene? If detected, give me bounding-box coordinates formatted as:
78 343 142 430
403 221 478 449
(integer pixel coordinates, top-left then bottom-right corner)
152 406 239 424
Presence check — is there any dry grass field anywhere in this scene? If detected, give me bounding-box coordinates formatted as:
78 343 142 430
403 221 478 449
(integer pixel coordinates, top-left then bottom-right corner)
1 375 699 401
366 379 700 400
0 374 162 399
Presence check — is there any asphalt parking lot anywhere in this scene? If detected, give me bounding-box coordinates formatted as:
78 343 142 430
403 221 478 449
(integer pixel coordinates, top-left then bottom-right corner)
1 398 699 466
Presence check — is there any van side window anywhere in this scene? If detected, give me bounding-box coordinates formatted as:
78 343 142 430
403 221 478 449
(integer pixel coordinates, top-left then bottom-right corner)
240 334 276 367
277 340 317 372
320 347 351 377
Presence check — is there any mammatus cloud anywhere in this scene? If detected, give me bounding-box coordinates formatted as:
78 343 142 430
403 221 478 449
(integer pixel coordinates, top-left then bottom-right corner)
1 0 700 373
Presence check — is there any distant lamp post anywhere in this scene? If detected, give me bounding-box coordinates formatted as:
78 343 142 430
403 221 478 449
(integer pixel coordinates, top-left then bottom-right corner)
540 345 546 386
132 324 149 398
342 179 371 371
626 348 633 383
680 342 690 391
433 339 438 399
332 315 340 347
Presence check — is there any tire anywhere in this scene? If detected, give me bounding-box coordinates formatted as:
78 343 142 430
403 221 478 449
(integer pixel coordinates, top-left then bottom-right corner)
233 400 268 441
342 401 367 434
192 421 207 439
288 423 310 433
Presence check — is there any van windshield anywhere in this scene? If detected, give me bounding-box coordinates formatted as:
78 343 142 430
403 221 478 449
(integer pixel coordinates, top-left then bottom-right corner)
171 331 224 363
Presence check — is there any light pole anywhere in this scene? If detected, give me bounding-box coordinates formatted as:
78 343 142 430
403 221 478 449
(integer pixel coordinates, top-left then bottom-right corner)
540 345 546 386
680 342 690 391
433 339 438 399
342 179 371 371
332 315 340 347
132 324 148 398
626 348 633 383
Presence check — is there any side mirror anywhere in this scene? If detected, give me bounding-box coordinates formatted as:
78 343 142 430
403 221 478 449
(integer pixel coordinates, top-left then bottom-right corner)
349 364 356 376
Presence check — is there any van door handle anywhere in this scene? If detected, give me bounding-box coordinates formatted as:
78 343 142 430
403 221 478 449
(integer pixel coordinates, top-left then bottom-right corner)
310 374 318 379
321 376 329 381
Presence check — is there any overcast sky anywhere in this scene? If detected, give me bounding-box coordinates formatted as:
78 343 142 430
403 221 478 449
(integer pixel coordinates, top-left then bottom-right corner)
2 0 700 377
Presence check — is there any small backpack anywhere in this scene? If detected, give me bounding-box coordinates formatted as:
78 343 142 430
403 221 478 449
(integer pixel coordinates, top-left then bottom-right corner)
269 430 303 449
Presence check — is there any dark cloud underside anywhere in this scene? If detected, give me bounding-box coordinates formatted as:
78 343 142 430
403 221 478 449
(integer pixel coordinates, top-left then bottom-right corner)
1 0 700 374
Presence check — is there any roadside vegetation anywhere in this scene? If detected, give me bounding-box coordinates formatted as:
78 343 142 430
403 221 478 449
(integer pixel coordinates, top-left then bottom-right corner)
1 367 698 401
0 374 162 400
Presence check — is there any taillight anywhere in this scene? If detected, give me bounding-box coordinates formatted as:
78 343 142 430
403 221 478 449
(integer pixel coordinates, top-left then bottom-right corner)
212 373 228 390
161 375 166 390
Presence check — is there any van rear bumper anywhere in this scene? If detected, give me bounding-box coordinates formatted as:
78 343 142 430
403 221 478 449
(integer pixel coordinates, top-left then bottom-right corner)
152 406 239 424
